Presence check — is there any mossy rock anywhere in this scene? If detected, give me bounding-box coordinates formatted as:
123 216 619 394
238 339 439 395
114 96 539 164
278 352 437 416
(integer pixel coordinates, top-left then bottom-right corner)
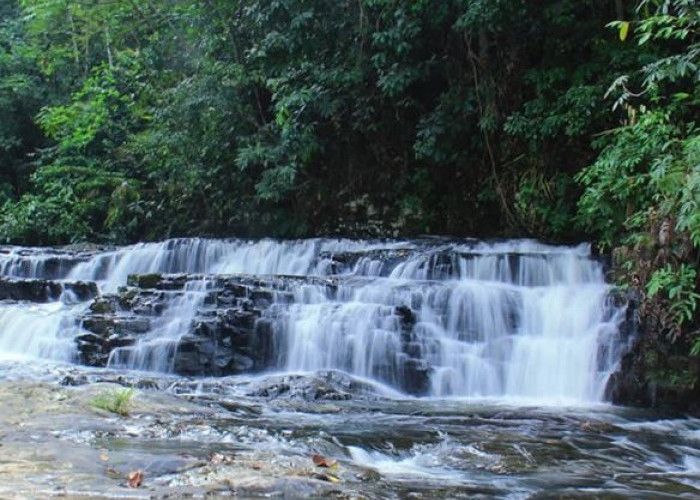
82 316 116 337
89 297 116 314
116 288 138 309
127 273 163 289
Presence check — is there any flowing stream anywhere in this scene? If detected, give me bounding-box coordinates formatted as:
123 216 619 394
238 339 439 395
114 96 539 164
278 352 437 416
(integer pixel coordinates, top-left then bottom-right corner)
0 238 696 499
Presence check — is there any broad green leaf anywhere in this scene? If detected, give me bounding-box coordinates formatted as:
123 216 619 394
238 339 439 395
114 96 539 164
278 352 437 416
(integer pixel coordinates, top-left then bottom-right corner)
671 92 690 101
619 21 630 41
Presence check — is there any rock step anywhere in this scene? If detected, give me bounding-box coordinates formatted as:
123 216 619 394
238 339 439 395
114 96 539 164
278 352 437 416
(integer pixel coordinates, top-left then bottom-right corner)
0 277 98 303
125 272 339 290
0 245 105 279
75 272 430 393
320 249 591 279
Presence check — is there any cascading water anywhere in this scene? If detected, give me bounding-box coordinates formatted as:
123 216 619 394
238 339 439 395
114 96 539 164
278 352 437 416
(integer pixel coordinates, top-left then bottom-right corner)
0 300 80 361
0 238 625 402
276 241 623 402
106 277 211 372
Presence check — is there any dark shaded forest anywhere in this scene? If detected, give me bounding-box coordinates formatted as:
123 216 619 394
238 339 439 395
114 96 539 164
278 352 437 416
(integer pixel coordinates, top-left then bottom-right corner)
0 1 698 392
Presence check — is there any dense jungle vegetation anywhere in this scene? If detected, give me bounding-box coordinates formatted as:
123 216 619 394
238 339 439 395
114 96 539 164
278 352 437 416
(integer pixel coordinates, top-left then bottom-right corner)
0 1 698 399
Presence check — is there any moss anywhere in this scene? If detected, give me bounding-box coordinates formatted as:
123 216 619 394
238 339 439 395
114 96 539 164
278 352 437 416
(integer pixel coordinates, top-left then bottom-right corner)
126 273 162 289
89 298 116 314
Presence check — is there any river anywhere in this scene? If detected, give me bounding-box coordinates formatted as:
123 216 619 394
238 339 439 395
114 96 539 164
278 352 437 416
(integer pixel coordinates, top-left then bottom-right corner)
0 238 697 499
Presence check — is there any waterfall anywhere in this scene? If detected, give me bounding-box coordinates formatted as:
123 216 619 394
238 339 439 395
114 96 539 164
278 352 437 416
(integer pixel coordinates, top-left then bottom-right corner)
0 238 625 401
275 242 622 401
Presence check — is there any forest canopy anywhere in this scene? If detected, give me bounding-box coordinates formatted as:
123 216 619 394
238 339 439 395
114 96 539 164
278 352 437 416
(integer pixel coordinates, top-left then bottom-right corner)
0 0 696 247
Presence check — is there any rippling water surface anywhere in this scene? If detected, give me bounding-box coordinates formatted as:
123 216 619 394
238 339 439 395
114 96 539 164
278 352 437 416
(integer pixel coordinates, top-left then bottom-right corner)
0 361 697 499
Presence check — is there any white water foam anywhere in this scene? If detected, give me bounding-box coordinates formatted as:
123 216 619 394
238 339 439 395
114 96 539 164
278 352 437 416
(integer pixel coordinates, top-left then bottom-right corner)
0 301 81 362
347 444 464 481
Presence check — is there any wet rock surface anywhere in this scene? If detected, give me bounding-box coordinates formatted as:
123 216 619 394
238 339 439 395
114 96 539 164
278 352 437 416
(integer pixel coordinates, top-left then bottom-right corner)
605 286 700 416
245 370 384 401
0 277 98 303
0 364 698 500
76 273 431 393
0 376 368 500
76 274 286 375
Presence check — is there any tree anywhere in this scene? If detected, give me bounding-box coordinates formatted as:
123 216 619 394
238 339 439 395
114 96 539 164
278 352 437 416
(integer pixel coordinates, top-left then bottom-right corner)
576 0 700 391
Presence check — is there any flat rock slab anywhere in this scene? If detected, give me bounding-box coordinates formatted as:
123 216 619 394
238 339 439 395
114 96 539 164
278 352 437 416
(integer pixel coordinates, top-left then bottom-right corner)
0 379 371 499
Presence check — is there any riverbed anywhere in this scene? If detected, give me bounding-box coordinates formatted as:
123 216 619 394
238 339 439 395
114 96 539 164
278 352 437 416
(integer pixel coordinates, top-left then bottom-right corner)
0 359 698 499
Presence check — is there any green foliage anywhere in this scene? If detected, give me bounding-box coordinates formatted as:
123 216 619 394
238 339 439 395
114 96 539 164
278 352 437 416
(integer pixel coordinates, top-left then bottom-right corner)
647 264 700 323
577 0 699 249
35 58 143 152
576 109 680 249
0 0 46 197
0 0 693 246
514 172 578 238
0 163 132 245
676 134 700 247
646 262 700 358
90 387 134 416
635 0 699 86
576 0 699 366
499 1 643 239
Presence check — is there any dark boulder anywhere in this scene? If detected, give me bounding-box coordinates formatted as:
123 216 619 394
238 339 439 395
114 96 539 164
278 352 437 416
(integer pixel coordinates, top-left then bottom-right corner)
401 358 431 396
63 281 99 301
247 371 380 401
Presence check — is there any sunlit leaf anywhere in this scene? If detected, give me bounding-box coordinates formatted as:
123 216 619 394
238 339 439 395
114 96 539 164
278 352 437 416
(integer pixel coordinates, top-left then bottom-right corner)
619 21 630 41
313 472 341 483
671 92 690 101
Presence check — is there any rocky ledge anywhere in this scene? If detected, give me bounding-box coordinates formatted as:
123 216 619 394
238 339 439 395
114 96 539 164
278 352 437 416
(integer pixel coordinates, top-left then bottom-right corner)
76 273 431 395
604 284 700 416
0 277 98 303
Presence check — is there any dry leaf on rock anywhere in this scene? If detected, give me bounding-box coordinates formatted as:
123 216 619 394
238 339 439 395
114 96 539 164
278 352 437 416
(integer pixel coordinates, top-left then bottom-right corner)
126 470 144 488
312 454 337 468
